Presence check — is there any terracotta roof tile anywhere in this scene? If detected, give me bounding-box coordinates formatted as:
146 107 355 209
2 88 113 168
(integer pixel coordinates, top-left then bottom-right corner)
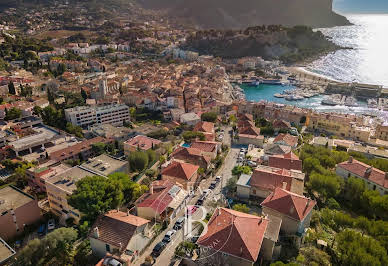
136 180 175 214
193 121 214 133
261 188 316 221
198 208 268 262
124 135 161 151
337 158 388 188
250 167 293 192
269 152 302 171
89 210 150 251
274 134 298 147
161 161 199 180
190 141 218 153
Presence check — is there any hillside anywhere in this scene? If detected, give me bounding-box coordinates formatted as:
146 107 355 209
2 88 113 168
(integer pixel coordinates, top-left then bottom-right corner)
182 25 339 64
138 0 350 29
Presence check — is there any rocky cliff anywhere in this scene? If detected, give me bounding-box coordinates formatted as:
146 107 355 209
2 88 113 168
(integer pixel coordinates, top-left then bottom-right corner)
138 0 350 29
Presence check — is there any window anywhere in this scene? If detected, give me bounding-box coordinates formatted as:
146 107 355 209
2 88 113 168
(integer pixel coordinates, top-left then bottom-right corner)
106 244 111 252
252 189 256 194
373 185 377 190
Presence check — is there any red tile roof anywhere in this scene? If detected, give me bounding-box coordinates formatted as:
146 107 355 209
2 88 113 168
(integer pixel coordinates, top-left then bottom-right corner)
171 147 211 166
161 161 199 180
193 121 214 133
89 210 150 251
269 152 302 171
273 119 291 129
239 126 261 136
337 158 388 189
261 188 316 221
274 133 298 147
250 167 293 192
190 141 218 153
125 135 162 151
198 208 268 262
136 180 175 214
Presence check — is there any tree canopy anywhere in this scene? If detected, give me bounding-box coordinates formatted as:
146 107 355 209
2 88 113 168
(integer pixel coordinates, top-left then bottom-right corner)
68 173 148 222
128 151 149 172
15 227 78 266
5 107 22 121
201 112 218 122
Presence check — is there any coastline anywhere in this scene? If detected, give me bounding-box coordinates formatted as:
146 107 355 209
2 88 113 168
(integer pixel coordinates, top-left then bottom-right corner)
286 66 341 84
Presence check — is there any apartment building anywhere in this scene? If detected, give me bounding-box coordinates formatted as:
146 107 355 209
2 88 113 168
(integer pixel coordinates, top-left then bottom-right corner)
376 124 388 141
307 112 370 141
0 186 42 240
65 104 130 127
45 166 96 224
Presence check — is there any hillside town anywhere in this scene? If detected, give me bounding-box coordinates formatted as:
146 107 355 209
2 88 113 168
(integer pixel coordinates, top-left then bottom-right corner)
0 2 388 266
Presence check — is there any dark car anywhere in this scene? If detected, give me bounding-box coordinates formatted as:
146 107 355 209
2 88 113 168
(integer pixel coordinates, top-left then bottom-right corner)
37 224 46 237
209 181 217 189
152 242 166 257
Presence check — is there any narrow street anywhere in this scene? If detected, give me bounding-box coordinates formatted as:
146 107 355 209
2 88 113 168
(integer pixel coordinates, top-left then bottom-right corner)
135 127 239 266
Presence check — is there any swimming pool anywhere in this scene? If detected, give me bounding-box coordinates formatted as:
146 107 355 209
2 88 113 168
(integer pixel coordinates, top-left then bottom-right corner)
182 143 191 148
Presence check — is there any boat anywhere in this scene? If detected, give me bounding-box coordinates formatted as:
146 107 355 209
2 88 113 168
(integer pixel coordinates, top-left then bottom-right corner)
274 93 285 98
260 79 282 85
285 95 304 101
250 80 260 86
321 99 338 106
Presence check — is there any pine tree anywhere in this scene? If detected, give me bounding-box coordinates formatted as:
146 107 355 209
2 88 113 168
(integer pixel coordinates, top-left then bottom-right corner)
8 81 16 95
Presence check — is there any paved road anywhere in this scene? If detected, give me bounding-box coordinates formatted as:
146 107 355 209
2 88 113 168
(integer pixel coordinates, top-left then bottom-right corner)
135 126 238 266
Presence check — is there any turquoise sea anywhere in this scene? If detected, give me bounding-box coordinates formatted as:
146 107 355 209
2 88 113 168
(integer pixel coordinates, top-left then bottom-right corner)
242 83 373 115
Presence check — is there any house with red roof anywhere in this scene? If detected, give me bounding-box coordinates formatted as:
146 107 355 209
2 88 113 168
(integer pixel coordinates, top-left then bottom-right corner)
123 135 161 155
273 119 292 132
261 188 316 245
89 210 151 262
236 165 305 199
161 161 199 190
193 121 215 141
336 157 388 195
190 140 220 159
197 208 279 265
236 114 264 147
135 180 188 221
268 152 302 171
274 133 298 148
171 147 211 169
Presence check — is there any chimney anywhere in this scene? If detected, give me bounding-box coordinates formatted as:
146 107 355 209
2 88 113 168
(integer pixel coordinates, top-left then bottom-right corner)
348 156 353 163
127 210 130 216
150 184 154 194
93 227 99 238
282 182 287 190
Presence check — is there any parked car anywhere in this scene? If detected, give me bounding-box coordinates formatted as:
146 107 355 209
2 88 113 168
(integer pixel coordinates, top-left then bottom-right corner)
215 176 221 183
196 197 205 206
47 219 55 231
209 181 217 189
162 230 177 243
247 160 257 167
37 224 46 237
152 242 166 257
187 206 197 215
174 217 186 230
